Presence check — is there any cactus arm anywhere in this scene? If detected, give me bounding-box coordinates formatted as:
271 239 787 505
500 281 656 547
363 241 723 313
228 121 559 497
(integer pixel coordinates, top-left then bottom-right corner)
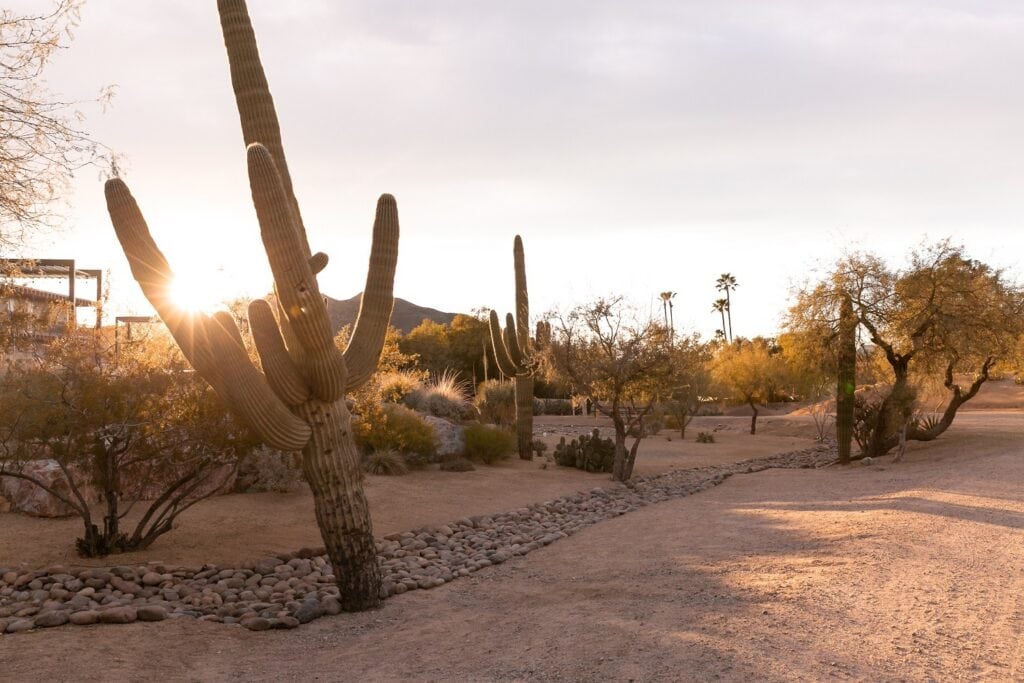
504 312 525 368
104 178 201 364
105 177 310 452
343 194 400 392
204 314 312 451
513 234 530 351
247 143 348 402
217 0 309 256
308 252 329 275
489 310 519 377
248 298 311 405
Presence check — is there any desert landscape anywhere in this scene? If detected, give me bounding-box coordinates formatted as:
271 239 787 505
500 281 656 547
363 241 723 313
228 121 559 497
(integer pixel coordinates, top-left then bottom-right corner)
3 387 1024 681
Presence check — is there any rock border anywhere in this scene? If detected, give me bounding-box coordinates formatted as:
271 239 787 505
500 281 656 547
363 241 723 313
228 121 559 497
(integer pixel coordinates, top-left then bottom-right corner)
0 444 835 634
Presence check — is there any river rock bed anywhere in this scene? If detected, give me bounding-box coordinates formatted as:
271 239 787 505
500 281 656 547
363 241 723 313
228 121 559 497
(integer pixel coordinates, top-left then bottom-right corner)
0 444 834 634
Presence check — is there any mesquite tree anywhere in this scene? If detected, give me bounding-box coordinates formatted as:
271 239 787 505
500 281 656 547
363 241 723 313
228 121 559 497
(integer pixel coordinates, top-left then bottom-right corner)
105 0 399 611
489 235 547 459
788 241 1024 458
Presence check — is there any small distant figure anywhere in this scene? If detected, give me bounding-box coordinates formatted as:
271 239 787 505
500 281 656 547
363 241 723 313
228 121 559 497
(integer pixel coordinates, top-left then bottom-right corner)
586 398 592 416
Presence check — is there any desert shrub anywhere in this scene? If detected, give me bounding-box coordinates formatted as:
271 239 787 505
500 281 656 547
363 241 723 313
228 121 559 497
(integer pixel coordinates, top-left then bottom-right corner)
403 369 472 420
354 403 438 461
531 397 574 416
553 429 615 473
463 423 516 464
696 432 715 443
530 439 548 459
475 380 516 426
439 457 476 472
663 414 680 430
377 369 424 404
235 447 302 493
364 451 409 476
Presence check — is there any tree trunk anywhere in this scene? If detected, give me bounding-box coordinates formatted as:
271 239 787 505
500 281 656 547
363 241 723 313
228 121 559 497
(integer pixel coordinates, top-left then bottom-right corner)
296 399 382 611
748 397 758 435
836 295 856 464
865 362 910 457
515 374 534 460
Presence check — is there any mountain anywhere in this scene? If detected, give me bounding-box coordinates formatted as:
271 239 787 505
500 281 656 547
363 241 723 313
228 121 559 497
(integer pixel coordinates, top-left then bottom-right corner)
325 294 458 335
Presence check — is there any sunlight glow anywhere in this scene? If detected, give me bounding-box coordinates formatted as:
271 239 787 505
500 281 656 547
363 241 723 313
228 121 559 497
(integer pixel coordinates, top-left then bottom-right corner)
169 274 227 315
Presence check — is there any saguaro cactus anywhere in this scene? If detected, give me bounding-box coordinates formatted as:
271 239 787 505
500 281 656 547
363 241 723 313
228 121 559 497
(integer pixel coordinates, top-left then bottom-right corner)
104 0 399 611
489 235 543 460
836 294 856 464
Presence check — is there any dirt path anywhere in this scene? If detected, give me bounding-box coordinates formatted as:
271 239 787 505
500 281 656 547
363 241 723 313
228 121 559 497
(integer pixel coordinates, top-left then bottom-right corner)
2 412 1023 681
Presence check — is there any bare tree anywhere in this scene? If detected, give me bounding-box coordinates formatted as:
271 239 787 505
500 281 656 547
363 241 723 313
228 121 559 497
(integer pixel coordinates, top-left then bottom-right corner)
0 1 110 247
547 297 674 481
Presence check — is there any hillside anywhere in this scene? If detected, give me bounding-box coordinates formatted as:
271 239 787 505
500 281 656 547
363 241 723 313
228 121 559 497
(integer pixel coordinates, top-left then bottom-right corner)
325 294 457 334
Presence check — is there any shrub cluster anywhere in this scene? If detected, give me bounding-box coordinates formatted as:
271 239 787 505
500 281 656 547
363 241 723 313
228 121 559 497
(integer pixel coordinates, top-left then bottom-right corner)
354 403 438 467
462 423 516 464
695 432 715 443
475 380 516 426
403 371 473 421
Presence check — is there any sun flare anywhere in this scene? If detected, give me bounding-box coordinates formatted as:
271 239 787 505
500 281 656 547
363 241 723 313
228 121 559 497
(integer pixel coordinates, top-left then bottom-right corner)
169 274 227 314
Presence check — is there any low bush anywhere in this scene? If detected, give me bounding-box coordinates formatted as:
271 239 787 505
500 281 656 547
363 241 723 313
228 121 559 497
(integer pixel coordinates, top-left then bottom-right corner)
364 450 409 476
475 380 516 426
463 423 516 464
439 457 476 472
377 369 424 404
696 432 715 443
234 447 302 493
354 403 438 461
553 429 615 473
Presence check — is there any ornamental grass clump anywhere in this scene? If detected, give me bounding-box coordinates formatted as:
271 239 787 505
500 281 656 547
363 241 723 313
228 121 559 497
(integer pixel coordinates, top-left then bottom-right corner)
475 379 516 426
363 450 408 476
403 369 472 420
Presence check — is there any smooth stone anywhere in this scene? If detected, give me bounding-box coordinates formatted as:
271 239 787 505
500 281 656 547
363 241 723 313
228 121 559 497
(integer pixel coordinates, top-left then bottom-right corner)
34 611 69 628
137 605 167 622
240 617 271 631
69 611 100 625
6 618 35 633
99 607 137 624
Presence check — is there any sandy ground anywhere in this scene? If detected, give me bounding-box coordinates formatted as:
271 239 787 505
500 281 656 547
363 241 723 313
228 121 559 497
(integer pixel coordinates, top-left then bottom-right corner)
2 406 1024 680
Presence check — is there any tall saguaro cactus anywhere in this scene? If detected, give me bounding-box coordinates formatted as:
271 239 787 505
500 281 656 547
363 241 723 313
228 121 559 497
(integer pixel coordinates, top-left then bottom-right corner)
104 0 399 611
489 235 542 460
836 294 856 464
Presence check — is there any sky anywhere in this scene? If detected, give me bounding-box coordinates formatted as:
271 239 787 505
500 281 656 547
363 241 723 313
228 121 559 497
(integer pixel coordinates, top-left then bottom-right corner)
16 0 1024 339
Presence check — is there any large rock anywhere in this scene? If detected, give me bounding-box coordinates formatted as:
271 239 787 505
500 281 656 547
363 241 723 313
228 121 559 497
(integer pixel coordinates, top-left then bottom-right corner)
421 416 465 459
0 460 93 518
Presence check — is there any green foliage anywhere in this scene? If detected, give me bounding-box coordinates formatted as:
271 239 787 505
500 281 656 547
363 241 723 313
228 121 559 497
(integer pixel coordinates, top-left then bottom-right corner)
439 457 476 472
552 429 615 473
462 423 516 464
475 379 516 426
354 403 438 460
530 439 548 458
403 369 472 420
696 432 715 443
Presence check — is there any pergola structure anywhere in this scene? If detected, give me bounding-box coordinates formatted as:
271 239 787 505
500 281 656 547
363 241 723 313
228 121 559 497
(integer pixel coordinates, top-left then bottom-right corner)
0 258 103 328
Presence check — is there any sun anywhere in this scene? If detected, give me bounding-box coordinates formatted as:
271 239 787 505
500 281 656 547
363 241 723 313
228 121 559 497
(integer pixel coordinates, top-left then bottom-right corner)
168 273 227 314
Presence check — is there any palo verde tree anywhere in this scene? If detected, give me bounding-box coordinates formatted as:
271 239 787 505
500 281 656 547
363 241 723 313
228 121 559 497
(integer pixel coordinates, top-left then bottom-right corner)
547 297 674 481
0 328 256 556
0 0 109 247
105 0 399 611
663 332 712 439
787 240 1024 458
710 337 787 435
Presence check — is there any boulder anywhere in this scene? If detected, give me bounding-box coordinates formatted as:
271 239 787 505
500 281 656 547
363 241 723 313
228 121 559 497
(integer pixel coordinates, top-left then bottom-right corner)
0 460 93 518
421 416 465 459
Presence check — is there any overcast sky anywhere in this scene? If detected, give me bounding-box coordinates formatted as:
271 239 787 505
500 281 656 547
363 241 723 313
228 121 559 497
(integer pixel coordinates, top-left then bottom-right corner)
20 0 1024 338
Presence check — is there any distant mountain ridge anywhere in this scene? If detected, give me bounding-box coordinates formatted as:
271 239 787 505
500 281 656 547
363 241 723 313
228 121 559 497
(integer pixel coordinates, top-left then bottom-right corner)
325 294 457 334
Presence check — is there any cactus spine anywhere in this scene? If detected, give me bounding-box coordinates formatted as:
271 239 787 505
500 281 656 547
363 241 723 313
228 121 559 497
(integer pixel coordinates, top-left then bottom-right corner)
836 294 856 464
104 0 399 611
489 235 542 460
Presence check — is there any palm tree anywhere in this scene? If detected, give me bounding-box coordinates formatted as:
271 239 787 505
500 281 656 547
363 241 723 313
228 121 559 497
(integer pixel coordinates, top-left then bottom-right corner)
715 273 738 342
712 298 729 340
659 291 676 340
